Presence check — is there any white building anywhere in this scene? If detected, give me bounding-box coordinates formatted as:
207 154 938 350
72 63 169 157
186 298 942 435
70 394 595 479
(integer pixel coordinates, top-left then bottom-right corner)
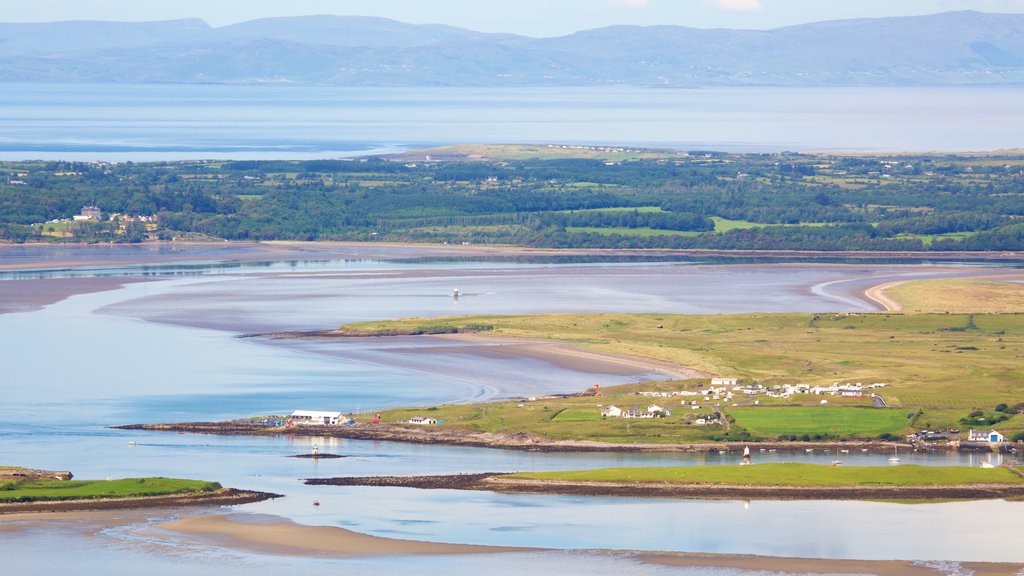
601 405 623 418
711 377 739 386
290 410 343 425
968 429 1005 443
407 417 438 425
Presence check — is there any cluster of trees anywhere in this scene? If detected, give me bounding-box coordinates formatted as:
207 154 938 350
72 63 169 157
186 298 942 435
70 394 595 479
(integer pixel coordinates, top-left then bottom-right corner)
2 153 1023 251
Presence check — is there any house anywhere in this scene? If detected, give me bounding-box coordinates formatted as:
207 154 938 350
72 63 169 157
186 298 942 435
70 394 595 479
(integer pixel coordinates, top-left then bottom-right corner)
968 429 1005 443
289 410 343 426
407 417 438 425
711 377 739 386
601 405 623 418
76 205 101 221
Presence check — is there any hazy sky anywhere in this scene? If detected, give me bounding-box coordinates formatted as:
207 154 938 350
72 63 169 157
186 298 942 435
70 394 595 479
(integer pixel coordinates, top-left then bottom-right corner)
7 0 1024 36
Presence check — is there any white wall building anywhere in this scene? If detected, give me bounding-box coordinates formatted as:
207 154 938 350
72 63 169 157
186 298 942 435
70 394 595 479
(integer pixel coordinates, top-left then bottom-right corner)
290 410 343 425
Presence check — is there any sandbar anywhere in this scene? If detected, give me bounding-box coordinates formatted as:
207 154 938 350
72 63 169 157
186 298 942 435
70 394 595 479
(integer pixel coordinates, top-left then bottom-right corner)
158 513 1024 576
160 513 526 556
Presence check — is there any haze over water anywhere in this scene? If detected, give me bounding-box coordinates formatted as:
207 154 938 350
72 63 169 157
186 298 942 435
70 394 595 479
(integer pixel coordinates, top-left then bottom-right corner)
2 83 1024 160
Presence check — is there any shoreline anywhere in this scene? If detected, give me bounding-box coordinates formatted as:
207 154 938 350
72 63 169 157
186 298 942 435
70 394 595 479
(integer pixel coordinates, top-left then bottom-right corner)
3 240 1023 273
304 473 1024 501
0 488 280 515
156 513 1023 575
862 280 908 312
118 420 918 453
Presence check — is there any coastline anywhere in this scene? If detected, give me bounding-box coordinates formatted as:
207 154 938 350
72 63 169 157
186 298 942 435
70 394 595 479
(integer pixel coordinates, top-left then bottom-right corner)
156 513 1023 575
862 280 908 312
0 488 280 515
118 420 914 453
303 473 1024 501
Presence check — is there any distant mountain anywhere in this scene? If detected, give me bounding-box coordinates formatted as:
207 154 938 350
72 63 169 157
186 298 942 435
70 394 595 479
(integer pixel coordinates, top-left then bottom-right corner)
1 11 1023 86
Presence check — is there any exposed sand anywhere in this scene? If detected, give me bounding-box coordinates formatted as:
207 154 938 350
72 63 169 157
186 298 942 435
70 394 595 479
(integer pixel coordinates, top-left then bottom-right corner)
160 513 526 556
159 514 1024 576
434 333 706 380
863 280 908 312
639 553 1024 576
0 276 150 315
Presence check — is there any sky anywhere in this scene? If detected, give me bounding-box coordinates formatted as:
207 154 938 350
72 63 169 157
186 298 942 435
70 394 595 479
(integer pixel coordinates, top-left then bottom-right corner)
6 0 1024 36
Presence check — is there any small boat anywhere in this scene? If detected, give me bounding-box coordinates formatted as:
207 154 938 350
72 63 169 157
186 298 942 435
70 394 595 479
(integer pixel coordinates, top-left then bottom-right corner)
840 449 849 454
831 460 843 466
805 448 813 453
313 501 320 507
128 440 136 446
980 462 996 469
889 445 901 464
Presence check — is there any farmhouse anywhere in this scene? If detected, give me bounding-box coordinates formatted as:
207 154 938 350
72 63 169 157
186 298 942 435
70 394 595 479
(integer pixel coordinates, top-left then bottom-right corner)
601 405 623 418
290 410 343 426
407 416 439 425
968 429 1006 443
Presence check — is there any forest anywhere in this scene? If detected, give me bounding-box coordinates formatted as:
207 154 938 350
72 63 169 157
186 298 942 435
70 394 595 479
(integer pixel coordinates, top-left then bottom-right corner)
1 151 1023 251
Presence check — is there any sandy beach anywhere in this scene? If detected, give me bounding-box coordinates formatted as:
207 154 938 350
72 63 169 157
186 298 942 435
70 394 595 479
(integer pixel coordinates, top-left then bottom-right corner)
157 513 1024 576
159 513 527 556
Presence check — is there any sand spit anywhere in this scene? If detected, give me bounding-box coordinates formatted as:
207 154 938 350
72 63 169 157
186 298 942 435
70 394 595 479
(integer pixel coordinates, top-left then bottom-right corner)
158 513 1023 576
0 489 280 515
305 473 1024 501
160 513 527 556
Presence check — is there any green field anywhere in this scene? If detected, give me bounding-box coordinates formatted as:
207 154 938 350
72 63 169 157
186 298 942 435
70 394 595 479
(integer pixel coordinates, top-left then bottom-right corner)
510 463 1024 487
0 476 222 503
567 226 701 237
728 407 910 439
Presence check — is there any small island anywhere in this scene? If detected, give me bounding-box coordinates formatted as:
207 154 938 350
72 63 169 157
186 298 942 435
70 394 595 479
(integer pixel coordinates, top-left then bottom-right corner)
0 467 278 514
305 463 1024 501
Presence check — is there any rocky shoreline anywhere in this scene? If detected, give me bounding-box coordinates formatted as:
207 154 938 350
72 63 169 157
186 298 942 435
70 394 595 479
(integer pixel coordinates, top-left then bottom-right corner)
116 420 915 453
0 488 281 514
305 473 1024 501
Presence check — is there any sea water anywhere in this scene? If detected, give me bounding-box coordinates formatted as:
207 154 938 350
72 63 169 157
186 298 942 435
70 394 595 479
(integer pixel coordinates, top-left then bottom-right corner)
1 254 1022 567
2 83 1024 160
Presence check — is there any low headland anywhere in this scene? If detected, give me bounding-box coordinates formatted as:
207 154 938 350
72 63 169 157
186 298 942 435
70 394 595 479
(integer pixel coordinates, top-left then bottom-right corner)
304 463 1024 501
0 467 278 514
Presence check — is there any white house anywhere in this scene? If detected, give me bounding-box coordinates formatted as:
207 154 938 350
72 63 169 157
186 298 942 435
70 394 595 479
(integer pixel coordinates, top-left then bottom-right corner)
601 405 623 418
290 410 343 426
407 417 438 425
711 377 739 386
968 429 1005 443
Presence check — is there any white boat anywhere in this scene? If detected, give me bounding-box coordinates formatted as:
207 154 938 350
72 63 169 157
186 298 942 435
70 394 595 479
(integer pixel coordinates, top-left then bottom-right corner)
889 445 901 464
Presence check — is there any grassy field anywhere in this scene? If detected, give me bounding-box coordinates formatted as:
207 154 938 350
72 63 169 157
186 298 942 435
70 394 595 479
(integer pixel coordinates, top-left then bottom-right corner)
348 311 1024 442
729 407 910 439
567 226 701 237
509 463 1024 487
885 279 1024 314
381 399 720 443
0 476 222 503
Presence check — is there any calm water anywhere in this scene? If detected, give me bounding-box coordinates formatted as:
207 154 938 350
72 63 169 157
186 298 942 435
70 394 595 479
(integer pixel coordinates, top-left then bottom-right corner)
1 253 1022 569
2 83 1024 159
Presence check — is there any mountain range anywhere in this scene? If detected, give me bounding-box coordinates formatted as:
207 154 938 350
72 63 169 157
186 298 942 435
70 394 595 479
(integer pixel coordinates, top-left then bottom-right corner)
1 11 1023 86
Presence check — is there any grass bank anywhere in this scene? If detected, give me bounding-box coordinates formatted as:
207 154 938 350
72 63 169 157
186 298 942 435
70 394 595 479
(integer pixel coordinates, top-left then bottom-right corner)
508 463 1024 487
0 476 222 503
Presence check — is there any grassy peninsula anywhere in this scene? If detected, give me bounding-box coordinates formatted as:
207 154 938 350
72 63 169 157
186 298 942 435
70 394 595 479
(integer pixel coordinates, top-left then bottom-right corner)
0 467 277 512
333 308 1024 443
0 476 221 504
307 463 1024 501
508 463 1024 487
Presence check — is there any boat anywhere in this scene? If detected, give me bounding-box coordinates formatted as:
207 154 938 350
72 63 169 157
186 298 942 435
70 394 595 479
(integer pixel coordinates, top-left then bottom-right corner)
889 445 901 464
